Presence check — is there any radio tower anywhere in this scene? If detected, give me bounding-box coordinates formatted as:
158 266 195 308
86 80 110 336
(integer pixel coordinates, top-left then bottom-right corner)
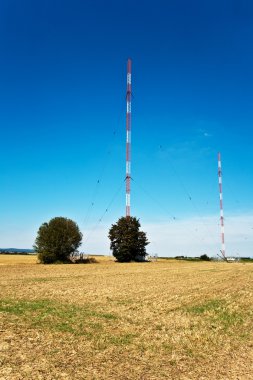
218 152 226 259
126 59 132 217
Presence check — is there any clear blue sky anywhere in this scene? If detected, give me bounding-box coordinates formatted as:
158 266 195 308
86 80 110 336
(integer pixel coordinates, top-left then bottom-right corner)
1 0 253 256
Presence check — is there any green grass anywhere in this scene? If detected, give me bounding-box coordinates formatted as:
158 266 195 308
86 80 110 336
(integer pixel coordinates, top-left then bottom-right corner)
186 298 244 331
186 299 224 314
0 298 117 336
0 298 140 349
106 333 136 346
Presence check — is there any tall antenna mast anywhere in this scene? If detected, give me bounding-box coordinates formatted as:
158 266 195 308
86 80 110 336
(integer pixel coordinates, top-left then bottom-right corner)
218 152 226 259
126 58 132 217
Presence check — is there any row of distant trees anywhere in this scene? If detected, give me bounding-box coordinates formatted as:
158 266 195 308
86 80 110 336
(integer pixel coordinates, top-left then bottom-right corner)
34 217 251 264
34 216 149 264
0 251 30 255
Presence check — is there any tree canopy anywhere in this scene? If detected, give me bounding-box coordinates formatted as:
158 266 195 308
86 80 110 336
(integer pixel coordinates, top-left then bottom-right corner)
34 217 83 263
200 254 211 261
108 216 149 262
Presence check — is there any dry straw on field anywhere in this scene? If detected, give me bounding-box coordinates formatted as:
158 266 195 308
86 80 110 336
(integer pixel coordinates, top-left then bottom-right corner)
0 255 253 379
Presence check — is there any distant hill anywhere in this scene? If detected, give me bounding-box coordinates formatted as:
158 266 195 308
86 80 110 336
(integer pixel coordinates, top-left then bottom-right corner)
0 248 35 254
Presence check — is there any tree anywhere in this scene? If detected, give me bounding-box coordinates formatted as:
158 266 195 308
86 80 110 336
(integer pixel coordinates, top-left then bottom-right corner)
34 217 83 263
108 216 149 262
200 254 211 261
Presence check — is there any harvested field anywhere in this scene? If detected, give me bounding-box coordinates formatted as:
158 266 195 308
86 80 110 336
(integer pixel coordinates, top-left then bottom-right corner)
0 255 253 379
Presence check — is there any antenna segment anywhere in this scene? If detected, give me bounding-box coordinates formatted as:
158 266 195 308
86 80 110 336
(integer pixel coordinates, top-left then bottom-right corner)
218 152 226 259
126 59 132 217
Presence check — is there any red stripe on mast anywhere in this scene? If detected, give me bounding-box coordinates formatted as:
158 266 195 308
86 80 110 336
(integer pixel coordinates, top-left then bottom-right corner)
218 152 226 259
126 59 132 217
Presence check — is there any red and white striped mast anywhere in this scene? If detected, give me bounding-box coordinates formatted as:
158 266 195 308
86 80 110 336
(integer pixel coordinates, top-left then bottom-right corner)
218 152 226 259
126 59 132 217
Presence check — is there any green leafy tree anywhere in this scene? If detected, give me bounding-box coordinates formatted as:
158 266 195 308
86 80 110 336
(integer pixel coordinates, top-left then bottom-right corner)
108 216 149 262
200 254 211 261
34 217 83 263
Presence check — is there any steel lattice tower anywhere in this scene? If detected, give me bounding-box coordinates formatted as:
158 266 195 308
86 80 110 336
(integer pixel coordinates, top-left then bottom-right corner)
126 59 132 217
218 152 226 259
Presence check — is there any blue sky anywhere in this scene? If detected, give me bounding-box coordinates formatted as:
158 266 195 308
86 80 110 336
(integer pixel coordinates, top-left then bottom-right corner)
0 0 253 256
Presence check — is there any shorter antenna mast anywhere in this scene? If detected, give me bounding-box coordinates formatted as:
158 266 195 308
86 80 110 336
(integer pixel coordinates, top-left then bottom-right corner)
218 152 226 259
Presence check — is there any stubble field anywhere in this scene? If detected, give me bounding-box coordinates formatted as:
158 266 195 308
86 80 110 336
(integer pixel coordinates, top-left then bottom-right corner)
0 255 252 380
